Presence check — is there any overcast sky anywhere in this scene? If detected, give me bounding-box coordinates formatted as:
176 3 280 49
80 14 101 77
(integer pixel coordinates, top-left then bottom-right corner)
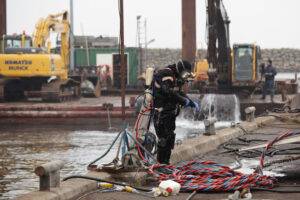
7 0 300 49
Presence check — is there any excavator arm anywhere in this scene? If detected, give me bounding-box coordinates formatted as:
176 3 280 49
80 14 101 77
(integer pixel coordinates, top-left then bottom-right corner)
33 11 70 67
206 0 231 87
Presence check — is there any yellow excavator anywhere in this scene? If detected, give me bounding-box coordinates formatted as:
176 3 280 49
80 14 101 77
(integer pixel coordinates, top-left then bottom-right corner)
193 0 262 94
0 11 80 102
194 44 261 89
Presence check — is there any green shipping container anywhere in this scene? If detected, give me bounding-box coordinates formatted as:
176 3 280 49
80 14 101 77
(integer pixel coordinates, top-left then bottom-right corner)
74 47 139 86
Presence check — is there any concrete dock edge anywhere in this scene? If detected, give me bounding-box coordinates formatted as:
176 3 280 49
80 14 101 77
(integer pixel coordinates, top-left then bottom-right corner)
171 116 275 163
16 116 276 200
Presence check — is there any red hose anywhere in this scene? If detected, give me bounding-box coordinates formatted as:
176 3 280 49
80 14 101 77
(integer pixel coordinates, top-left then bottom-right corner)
256 129 294 174
134 107 152 162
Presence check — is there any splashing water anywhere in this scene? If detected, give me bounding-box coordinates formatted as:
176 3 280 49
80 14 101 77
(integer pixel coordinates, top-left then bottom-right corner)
200 94 240 122
175 94 240 139
234 95 241 122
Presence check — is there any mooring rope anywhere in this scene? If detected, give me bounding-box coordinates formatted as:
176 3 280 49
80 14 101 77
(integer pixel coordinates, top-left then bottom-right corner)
148 160 277 192
148 130 300 192
149 130 300 192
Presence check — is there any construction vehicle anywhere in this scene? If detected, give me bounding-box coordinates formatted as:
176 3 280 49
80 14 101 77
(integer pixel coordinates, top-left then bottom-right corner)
194 0 261 96
192 0 299 120
0 33 33 51
0 11 80 102
194 59 209 82
189 0 265 121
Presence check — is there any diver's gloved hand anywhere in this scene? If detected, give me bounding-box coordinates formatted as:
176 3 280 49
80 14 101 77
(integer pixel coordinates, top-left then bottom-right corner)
184 98 200 112
190 101 200 112
184 98 191 107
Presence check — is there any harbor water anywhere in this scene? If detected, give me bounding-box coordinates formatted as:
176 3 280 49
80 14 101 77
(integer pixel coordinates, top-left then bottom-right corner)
0 107 240 199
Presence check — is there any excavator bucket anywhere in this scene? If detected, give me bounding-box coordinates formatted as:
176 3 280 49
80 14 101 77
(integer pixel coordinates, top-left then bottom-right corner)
93 78 101 97
80 76 101 97
73 66 102 98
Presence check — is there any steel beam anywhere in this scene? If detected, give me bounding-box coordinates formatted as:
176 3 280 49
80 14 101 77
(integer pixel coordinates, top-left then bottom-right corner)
69 0 75 71
0 0 6 37
119 0 126 121
182 0 196 64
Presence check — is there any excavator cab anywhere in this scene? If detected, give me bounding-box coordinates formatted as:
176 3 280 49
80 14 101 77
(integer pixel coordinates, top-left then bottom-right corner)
232 44 261 86
1 34 32 51
1 34 47 55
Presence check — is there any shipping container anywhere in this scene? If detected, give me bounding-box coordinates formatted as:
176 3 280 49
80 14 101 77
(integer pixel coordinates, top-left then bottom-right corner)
74 47 139 87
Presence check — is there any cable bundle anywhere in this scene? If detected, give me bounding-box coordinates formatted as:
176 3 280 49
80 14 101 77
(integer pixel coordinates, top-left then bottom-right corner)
148 160 277 192
256 130 300 174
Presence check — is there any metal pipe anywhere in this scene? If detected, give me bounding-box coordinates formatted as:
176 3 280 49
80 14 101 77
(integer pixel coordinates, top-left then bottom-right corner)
119 0 126 121
144 19 147 68
80 23 90 66
0 110 135 118
0 105 135 112
69 0 75 71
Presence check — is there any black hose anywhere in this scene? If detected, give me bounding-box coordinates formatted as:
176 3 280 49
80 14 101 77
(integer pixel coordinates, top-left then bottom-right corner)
63 175 152 192
220 133 300 159
88 130 124 166
236 124 249 134
237 137 266 143
274 185 300 187
264 155 300 168
252 187 300 193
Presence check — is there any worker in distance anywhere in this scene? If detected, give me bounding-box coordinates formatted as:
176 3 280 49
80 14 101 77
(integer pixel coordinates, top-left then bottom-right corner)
152 60 200 164
261 59 277 102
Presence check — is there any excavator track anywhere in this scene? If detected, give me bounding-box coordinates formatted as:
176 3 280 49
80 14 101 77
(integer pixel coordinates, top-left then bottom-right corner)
0 78 26 102
0 79 6 102
41 79 81 102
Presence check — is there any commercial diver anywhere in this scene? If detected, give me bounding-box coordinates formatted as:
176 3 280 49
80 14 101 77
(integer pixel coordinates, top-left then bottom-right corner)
152 60 200 164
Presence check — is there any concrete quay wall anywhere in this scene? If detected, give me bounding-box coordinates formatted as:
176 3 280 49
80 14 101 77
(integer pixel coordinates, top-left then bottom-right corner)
16 116 276 200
